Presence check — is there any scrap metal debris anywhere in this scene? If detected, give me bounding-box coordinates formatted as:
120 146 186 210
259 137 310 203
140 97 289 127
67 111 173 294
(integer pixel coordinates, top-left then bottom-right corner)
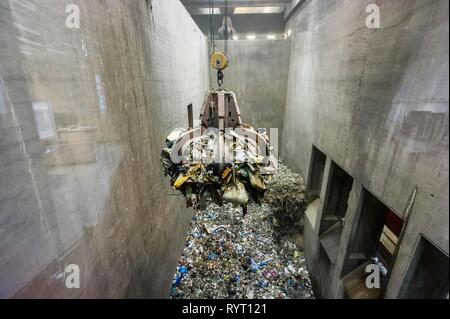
160 124 276 210
170 163 314 299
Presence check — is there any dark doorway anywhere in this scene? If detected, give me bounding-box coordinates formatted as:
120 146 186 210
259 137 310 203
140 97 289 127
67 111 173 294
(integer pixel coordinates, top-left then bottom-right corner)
307 145 327 199
187 103 193 128
341 188 405 298
399 236 449 299
318 162 353 263
319 162 353 235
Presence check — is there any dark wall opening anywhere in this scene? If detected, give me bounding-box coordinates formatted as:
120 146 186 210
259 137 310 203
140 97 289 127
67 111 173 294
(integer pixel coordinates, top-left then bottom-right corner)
318 162 353 264
341 188 405 299
319 162 353 234
399 236 449 299
307 145 327 200
342 189 404 276
187 103 193 128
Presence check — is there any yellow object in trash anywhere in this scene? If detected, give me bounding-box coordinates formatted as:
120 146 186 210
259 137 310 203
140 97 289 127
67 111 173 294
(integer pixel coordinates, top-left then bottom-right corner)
249 171 266 190
222 167 232 179
174 174 190 189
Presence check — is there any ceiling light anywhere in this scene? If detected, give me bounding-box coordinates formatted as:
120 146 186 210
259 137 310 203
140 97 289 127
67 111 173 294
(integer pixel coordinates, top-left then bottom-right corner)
287 29 292 36
247 35 256 40
232 35 239 40
267 34 276 40
191 8 221 15
234 6 285 14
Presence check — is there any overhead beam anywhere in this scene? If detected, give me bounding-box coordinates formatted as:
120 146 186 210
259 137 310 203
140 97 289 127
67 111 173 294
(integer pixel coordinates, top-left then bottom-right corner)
182 0 291 8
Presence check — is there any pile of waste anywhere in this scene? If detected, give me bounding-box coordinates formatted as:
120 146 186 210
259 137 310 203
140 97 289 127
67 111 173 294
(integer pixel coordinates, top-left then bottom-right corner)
160 127 276 210
263 161 307 235
170 163 313 299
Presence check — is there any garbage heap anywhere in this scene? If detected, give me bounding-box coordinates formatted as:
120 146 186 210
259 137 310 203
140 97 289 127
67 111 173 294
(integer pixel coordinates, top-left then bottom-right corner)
263 161 307 236
170 163 313 299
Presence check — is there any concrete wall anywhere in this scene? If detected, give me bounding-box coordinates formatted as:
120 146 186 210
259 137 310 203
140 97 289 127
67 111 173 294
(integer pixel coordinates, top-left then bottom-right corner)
282 0 449 298
213 39 291 135
0 0 208 298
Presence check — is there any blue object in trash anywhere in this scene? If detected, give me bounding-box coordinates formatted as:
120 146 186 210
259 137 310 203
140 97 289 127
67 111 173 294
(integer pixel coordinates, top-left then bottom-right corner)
174 275 183 287
208 252 218 260
250 259 259 272
179 266 188 274
259 280 269 288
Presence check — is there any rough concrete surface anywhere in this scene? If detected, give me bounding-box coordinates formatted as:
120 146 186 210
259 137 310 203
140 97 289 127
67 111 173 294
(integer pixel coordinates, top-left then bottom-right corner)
282 0 449 298
0 0 208 298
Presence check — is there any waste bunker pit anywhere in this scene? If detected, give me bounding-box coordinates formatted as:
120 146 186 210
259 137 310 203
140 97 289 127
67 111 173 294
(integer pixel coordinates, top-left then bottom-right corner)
1 0 447 301
170 162 314 299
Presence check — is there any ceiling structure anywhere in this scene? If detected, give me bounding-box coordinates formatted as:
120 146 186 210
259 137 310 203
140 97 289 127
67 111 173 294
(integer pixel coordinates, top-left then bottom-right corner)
180 0 294 40
181 0 292 14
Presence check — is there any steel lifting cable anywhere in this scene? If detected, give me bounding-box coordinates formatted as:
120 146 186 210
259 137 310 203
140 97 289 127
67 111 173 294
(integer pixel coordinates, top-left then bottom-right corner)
209 0 215 53
224 0 229 54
